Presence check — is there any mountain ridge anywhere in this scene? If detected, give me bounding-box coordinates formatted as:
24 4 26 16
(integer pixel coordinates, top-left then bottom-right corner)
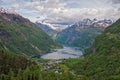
35 21 57 36
63 18 120 80
56 18 112 50
0 7 62 56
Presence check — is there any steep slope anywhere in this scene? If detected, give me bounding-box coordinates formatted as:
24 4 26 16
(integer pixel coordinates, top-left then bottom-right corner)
35 21 57 36
93 18 120 54
63 19 120 80
57 27 103 49
0 7 61 56
56 19 112 50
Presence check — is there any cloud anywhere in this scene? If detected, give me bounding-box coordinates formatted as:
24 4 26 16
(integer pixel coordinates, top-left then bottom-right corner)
26 1 41 7
111 0 120 4
11 3 20 10
0 0 120 23
25 0 66 8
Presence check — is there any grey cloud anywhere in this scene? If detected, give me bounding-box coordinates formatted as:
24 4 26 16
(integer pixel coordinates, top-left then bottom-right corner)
0 0 120 23
118 8 120 11
111 0 120 4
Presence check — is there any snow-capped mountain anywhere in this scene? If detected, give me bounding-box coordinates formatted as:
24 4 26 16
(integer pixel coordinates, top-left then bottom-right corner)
74 18 113 29
35 21 57 36
55 18 113 50
36 21 57 30
92 19 113 28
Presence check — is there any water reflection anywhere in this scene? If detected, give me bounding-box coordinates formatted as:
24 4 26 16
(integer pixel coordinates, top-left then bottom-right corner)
41 47 83 59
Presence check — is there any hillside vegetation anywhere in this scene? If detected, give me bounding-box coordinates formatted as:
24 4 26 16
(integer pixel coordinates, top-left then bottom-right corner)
0 13 61 56
62 19 120 80
56 27 103 50
0 50 84 80
0 7 119 80
56 19 112 50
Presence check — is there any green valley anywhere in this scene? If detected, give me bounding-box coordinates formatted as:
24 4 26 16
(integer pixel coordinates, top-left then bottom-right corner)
0 2 120 80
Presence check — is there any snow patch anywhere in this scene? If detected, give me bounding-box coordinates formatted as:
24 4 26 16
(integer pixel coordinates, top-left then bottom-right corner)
36 20 57 30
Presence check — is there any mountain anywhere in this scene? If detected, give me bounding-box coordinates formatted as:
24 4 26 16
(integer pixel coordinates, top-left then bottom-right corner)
35 21 57 36
56 18 112 50
86 18 120 55
0 7 61 56
63 18 120 80
71 18 112 29
0 7 80 80
92 19 113 28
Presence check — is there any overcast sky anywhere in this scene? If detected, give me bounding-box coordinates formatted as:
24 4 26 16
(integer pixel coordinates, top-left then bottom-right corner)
0 0 120 23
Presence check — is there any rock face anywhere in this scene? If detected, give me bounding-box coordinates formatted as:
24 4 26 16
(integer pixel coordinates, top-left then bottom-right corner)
56 18 113 50
0 7 61 56
92 19 113 28
71 18 112 29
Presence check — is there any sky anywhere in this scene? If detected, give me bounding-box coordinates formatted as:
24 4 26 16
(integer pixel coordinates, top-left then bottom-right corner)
0 0 120 23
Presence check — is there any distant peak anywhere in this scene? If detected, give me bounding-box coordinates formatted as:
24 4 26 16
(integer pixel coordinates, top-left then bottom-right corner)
0 7 18 15
36 20 57 30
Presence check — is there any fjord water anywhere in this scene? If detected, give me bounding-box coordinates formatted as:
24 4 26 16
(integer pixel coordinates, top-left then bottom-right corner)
41 47 83 59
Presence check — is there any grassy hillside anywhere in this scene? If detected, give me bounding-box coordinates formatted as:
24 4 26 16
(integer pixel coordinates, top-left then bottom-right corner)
0 12 80 80
56 27 103 50
71 28 103 49
0 50 84 80
0 13 62 56
62 19 120 80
